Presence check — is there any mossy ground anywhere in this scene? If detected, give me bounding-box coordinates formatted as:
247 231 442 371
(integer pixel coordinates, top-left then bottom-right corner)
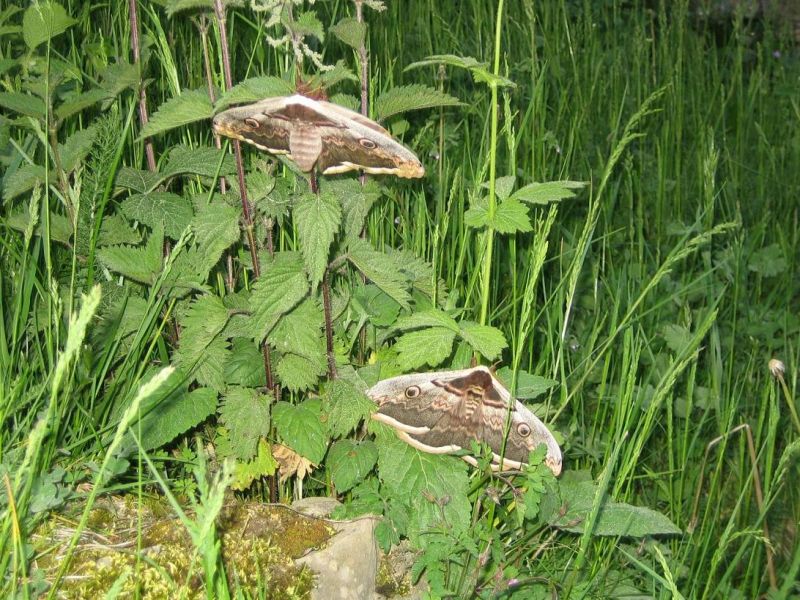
34 497 333 599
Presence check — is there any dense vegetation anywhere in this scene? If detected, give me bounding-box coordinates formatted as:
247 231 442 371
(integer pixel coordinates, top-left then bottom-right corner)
1 0 798 597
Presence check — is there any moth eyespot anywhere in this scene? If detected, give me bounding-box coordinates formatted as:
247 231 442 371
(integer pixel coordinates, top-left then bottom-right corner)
359 138 377 149
405 386 421 399
516 423 532 437
244 118 259 129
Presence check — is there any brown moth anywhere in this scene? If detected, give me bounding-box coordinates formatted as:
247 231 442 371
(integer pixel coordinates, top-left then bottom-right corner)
212 94 424 178
366 366 562 475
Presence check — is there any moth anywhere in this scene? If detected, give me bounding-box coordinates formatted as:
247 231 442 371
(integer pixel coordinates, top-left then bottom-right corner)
212 94 424 178
367 366 562 475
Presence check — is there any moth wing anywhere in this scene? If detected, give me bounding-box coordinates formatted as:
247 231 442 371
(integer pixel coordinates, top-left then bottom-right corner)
212 98 293 154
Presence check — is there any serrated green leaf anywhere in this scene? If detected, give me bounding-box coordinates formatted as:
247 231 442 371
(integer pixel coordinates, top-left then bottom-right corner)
219 387 272 460
140 89 213 138
294 10 324 40
748 243 787 277
662 324 691 354
327 440 378 492
98 213 141 247
271 299 324 359
60 125 98 171
325 379 375 438
164 0 215 17
375 84 462 121
351 284 401 328
330 178 381 243
139 385 217 451
190 198 240 271
550 478 681 537
173 294 230 391
386 248 446 303
348 239 410 309
214 76 293 111
293 191 341 287
0 92 46 119
3 164 46 200
273 399 328 464
231 438 278 491
98 61 140 98
121 192 193 239
464 203 489 229
23 2 76 50
55 88 109 120
394 327 455 370
316 61 358 89
495 367 557 400
250 252 309 340
376 424 470 544
330 17 366 49
458 321 507 360
224 338 267 387
483 175 516 201
406 54 515 89
493 198 532 233
97 226 163 284
115 167 162 194
511 180 586 205
275 352 326 392
395 309 459 333
162 145 236 179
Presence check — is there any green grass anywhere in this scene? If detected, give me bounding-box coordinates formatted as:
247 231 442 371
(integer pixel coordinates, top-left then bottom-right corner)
1 0 799 598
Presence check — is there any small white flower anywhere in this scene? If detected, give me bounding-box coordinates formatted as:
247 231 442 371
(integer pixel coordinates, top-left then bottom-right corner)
769 358 785 379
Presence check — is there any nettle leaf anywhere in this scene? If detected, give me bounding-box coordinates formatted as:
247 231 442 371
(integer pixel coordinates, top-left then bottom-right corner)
348 239 411 309
293 191 341 288
98 61 140 98
275 352 326 393
224 338 266 387
273 399 328 464
330 17 366 50
231 438 278 491
511 180 587 205
333 178 381 243
482 175 517 201
494 198 532 233
351 284 401 328
190 198 241 271
60 125 98 171
463 201 489 229
271 299 324 359
162 145 236 179
0 92 46 119
395 309 459 333
121 192 193 239
98 213 141 247
324 378 375 438
3 165 45 200
215 76 293 111
23 2 76 50
375 84 462 121
387 248 446 303
495 367 557 400
174 294 230 391
406 54 515 89
97 226 163 284
748 243 788 277
376 423 471 544
250 252 309 340
55 88 110 120
327 439 378 492
551 476 681 537
394 327 455 370
662 324 691 354
219 387 271 461
140 89 213 138
138 382 218 451
294 10 325 41
458 321 507 360
116 167 162 194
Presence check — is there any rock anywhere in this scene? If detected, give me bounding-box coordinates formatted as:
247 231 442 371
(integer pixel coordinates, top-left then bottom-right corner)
296 515 380 600
291 496 342 519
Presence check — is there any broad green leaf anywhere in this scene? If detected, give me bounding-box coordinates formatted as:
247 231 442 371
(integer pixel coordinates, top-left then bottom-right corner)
294 11 325 40
324 379 375 438
219 387 272 460
493 198 532 233
140 89 213 138
376 424 471 544
174 295 231 391
55 88 109 120
406 54 515 89
748 243 788 277
98 213 141 247
331 178 381 243
387 248 446 303
215 76 294 111
138 385 217 451
97 226 163 284
60 125 98 171
458 321 507 360
0 92 46 119
464 203 489 229
482 175 516 201
250 252 309 340
115 167 162 194
98 61 140 98
327 440 378 492
330 17 366 49
351 285 401 328
23 2 76 50
551 478 681 537
394 309 459 333
275 352 326 393
162 145 236 179
224 338 267 387
231 438 278 491
375 84 462 121
190 198 240 272
270 299 324 360
662 324 691 354
394 327 455 370
2 164 46 200
273 399 328 464
511 180 587 205
121 192 193 239
316 61 358 90
495 367 557 400
293 191 341 287
348 239 410 309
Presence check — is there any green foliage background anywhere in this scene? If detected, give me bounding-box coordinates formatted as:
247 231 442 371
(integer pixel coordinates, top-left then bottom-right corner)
1 0 799 597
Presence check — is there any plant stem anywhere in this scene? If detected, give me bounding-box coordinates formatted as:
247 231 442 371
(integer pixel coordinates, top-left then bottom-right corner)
129 0 157 172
